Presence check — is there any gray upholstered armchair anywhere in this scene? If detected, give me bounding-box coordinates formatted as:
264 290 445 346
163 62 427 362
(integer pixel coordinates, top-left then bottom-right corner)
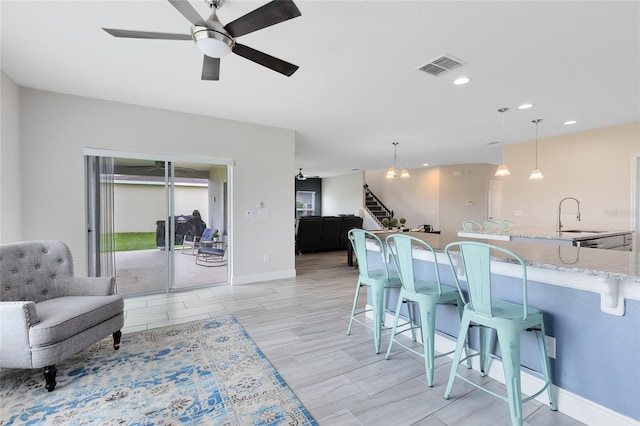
0 240 124 391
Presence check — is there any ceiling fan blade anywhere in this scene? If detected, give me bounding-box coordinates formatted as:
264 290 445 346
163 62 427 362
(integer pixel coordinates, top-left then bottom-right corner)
202 55 220 81
233 43 299 76
102 28 192 40
224 0 301 38
168 0 207 26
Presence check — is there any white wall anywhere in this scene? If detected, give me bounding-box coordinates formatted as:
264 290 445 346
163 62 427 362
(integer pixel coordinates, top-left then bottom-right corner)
321 172 364 216
0 70 22 243
16 87 295 283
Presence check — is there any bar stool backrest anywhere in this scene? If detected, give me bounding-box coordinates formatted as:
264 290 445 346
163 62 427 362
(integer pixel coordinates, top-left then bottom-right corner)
445 241 530 321
386 234 444 296
348 229 391 280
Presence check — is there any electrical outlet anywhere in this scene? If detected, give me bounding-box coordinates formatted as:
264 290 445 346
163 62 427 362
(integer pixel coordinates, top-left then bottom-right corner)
545 336 556 359
263 254 270 264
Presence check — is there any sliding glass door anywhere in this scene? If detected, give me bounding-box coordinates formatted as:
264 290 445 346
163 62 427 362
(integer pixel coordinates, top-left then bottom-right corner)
85 150 230 296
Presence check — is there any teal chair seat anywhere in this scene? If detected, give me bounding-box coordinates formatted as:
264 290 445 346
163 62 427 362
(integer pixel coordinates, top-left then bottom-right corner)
444 241 556 426
347 229 403 354
384 234 467 387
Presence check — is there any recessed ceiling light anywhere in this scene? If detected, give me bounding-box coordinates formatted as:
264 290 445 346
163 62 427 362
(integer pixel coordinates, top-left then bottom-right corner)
564 120 577 125
453 77 470 85
518 103 534 109
422 163 430 167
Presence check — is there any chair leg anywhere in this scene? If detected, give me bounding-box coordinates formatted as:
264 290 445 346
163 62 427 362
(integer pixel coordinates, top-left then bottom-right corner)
535 324 557 411
371 283 385 354
113 330 122 350
496 327 524 426
419 300 437 387
407 301 417 342
346 282 362 336
455 300 471 369
385 292 405 360
43 365 57 392
479 326 492 376
444 314 471 399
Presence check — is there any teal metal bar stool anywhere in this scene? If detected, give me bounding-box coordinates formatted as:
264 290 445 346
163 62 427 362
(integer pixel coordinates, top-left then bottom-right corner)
483 220 500 233
385 234 467 386
462 220 483 232
347 229 402 354
444 241 557 426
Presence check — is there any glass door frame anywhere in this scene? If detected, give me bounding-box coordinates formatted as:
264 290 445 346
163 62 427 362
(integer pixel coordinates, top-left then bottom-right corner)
84 148 233 293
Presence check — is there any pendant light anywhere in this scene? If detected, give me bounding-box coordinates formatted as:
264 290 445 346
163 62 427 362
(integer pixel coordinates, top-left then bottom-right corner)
385 142 410 179
529 119 544 180
495 107 511 177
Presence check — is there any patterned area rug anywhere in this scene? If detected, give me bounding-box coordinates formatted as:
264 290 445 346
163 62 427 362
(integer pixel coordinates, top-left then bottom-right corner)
0 315 316 425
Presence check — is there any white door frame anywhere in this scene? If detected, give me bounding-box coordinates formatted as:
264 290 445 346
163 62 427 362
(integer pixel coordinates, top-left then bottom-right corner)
487 179 504 221
631 153 640 233
84 148 233 291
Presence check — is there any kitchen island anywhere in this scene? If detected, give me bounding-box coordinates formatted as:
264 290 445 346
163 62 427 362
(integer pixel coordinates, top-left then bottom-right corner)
366 230 640 424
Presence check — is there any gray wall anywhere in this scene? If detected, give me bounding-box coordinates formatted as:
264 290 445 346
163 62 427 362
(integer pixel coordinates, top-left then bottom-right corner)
0 70 22 243
4 80 296 284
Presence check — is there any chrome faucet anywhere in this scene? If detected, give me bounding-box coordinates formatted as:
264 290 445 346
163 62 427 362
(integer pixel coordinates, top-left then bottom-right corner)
557 197 581 232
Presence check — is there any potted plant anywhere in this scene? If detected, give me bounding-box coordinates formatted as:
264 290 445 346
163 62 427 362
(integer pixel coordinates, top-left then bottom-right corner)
381 217 390 229
212 230 220 242
390 218 398 229
399 217 407 230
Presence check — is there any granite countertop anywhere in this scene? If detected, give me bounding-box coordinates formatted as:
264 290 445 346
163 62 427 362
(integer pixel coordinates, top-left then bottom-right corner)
379 230 640 283
458 226 633 242
507 226 633 241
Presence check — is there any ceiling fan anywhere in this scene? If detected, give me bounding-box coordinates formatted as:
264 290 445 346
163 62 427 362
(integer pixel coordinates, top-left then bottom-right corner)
295 168 319 180
102 0 301 81
116 161 198 176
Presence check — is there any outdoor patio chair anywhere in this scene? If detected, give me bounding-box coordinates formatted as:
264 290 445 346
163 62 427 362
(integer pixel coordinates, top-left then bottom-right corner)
196 242 227 266
182 228 216 255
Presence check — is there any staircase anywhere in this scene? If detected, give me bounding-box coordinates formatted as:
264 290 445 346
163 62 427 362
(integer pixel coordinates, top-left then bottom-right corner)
363 184 394 226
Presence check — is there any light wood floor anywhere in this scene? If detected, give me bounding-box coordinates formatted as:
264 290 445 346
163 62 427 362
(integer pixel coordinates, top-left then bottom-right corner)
122 251 583 426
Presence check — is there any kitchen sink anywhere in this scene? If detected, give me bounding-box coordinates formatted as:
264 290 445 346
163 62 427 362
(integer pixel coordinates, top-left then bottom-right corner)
561 230 606 233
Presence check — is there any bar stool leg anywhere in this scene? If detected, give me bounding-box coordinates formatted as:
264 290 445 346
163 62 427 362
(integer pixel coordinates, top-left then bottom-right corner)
535 323 557 411
444 314 471 399
371 283 385 354
479 326 492 376
347 281 362 336
496 327 523 426
418 300 438 387
385 291 405 360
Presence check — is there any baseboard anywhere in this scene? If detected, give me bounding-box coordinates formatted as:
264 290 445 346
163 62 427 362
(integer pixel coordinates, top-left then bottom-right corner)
373 307 639 425
231 269 296 285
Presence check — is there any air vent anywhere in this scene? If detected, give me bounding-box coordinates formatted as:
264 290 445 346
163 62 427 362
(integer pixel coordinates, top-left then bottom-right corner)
417 54 464 76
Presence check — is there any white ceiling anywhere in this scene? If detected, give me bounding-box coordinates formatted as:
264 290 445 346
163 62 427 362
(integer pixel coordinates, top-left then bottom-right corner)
2 1 639 178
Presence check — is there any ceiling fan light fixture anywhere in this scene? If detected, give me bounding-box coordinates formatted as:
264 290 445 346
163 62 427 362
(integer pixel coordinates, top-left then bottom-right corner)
193 27 234 57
